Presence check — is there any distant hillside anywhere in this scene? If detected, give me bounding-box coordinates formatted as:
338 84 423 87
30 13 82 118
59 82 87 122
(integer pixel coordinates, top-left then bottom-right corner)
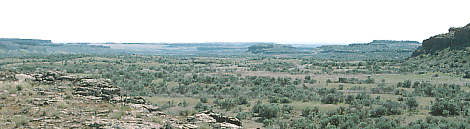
247 43 312 54
1 38 422 60
369 40 420 44
311 40 421 60
0 38 123 57
96 42 264 55
405 23 470 78
0 39 276 56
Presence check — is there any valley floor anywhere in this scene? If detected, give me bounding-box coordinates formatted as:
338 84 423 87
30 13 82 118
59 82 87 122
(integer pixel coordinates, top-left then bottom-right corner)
1 55 470 128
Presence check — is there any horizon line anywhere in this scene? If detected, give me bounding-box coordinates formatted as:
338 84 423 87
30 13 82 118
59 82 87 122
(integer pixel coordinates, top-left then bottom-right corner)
0 37 422 45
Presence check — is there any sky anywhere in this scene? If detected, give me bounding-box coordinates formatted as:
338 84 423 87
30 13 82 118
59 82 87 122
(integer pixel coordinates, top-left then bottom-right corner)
0 0 469 44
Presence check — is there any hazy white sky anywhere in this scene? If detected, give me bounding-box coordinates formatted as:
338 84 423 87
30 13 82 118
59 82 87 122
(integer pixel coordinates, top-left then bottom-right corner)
0 0 469 44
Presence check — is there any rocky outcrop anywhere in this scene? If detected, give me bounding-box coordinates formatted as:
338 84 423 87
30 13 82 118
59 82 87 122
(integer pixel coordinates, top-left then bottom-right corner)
122 96 146 104
2 72 244 128
0 71 17 81
213 122 243 129
73 78 121 101
185 111 242 128
416 23 470 55
0 72 169 129
164 111 243 129
13 71 150 105
0 71 65 82
205 112 242 127
28 71 77 84
187 112 216 123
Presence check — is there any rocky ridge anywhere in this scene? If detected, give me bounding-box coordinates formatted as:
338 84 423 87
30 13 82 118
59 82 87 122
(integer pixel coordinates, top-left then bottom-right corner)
0 71 243 129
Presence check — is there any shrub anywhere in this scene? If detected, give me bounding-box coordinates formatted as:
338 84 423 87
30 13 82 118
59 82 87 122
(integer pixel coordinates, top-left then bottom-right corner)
179 109 195 116
110 111 126 120
382 100 402 115
280 97 291 104
321 94 342 104
236 112 251 120
194 102 209 111
281 104 294 114
369 106 386 117
200 97 208 103
13 115 30 128
237 96 249 105
302 106 319 118
431 98 460 116
253 103 281 119
16 85 23 91
406 97 419 110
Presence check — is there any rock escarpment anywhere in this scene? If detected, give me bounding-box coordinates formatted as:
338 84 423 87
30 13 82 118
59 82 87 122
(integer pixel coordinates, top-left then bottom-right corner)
412 23 470 56
405 23 470 78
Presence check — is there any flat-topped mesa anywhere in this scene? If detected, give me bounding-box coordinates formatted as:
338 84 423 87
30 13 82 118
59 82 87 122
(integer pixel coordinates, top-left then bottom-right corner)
416 23 470 55
370 40 420 44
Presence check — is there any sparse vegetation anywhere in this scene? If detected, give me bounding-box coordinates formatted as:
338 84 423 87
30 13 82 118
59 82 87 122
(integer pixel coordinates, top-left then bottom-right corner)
1 23 470 128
